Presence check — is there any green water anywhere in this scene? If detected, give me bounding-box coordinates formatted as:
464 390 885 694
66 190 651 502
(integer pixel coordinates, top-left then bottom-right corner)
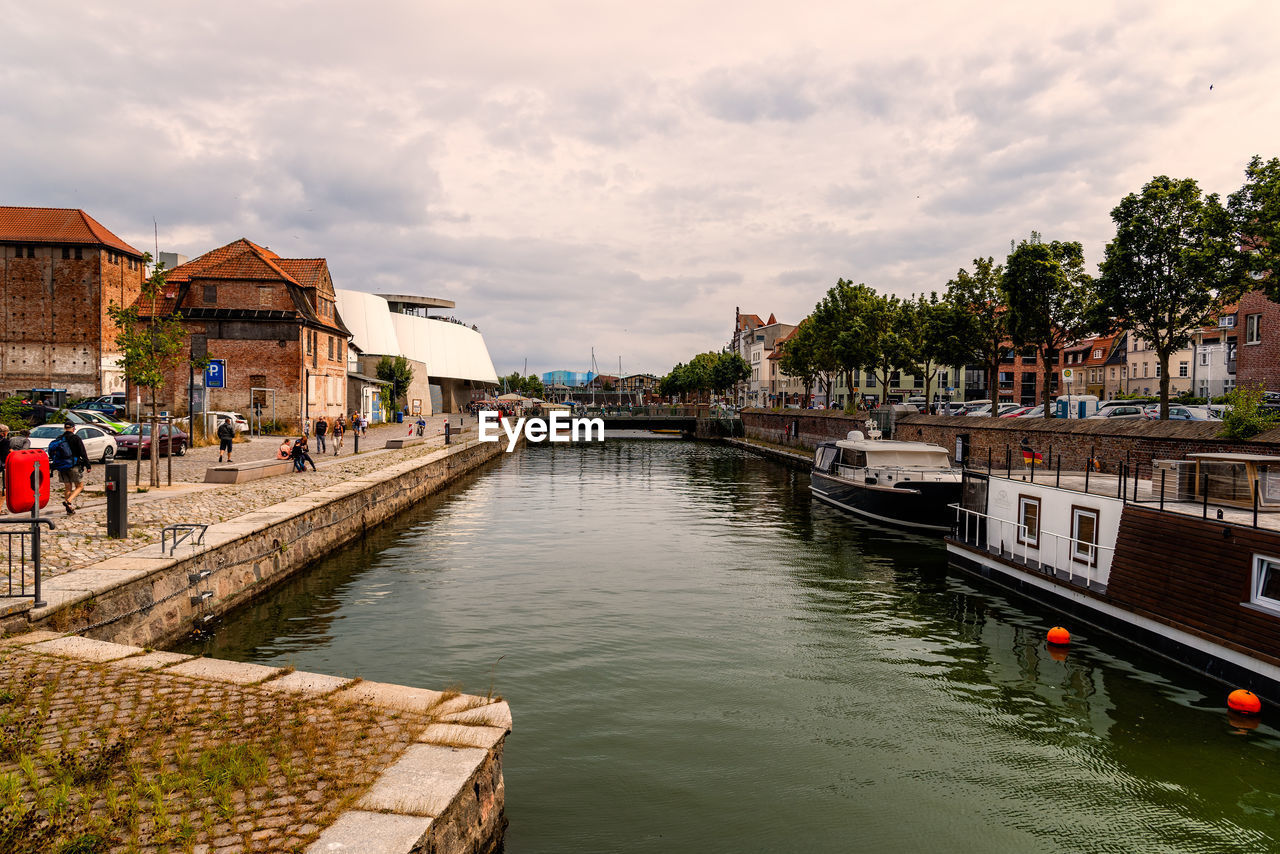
179 440 1280 853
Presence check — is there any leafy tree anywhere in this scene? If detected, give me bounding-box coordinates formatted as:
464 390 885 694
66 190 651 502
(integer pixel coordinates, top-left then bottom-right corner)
108 257 195 485
522 374 545 399
1219 384 1279 441
1097 176 1238 418
711 352 750 396
777 322 820 407
377 355 414 411
899 293 973 407
1001 233 1095 418
1228 155 1280 297
945 257 1006 413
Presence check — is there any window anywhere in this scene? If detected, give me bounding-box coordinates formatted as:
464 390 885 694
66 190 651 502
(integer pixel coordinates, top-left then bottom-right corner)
1179 361 1188 377
913 375 923 389
1093 349 1102 359
1143 362 1149 377
1110 368 1116 379
74 247 82 260
203 285 218 304
1247 313 1261 345
1071 506 1099 567
1200 352 1210 366
1155 363 1161 378
1251 555 1280 614
866 373 877 388
1017 495 1041 548
328 336 334 360
62 247 70 259
939 371 949 386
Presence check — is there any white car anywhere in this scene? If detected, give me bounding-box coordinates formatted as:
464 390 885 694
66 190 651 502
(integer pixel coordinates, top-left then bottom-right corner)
28 424 119 463
204 411 249 434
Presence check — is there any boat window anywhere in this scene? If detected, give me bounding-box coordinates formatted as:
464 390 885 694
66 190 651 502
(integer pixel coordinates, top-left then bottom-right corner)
848 450 867 468
1252 555 1280 614
815 446 838 472
1070 506 1099 566
1017 495 1040 548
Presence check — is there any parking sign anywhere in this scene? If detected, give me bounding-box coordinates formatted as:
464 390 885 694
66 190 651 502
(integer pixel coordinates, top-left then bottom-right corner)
205 359 226 389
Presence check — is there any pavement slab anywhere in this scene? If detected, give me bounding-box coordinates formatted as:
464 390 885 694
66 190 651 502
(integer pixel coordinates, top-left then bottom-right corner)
355 743 489 817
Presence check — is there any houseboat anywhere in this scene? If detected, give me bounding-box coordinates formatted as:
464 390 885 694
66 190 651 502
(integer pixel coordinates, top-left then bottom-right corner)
946 456 1280 704
810 430 962 532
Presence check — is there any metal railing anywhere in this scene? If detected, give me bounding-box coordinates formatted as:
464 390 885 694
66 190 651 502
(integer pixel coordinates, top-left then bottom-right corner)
950 503 1113 590
0 515 54 605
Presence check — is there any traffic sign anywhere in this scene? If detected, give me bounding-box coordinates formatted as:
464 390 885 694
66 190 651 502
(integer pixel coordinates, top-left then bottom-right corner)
205 359 226 389
1062 368 1074 381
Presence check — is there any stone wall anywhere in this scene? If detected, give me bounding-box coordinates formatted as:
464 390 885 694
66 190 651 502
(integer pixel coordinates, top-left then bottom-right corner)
897 414 1280 472
740 408 869 451
13 439 507 646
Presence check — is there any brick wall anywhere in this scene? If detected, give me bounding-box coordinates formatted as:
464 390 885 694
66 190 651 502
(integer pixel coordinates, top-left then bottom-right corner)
0 245 143 397
1234 289 1280 391
740 408 871 451
897 414 1280 473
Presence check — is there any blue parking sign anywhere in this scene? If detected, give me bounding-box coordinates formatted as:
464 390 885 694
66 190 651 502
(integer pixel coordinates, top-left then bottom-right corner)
205 359 226 389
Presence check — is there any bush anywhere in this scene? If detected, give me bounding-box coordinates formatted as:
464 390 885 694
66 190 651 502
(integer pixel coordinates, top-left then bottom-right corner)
1218 385 1279 440
0 395 30 429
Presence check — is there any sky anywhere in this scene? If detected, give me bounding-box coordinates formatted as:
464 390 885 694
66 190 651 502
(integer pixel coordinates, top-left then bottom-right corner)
3 1 1278 378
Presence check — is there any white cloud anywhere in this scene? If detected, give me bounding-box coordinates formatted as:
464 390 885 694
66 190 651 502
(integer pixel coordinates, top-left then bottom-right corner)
1 0 1277 377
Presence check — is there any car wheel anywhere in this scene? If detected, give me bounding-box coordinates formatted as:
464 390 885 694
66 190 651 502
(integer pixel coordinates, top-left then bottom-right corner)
102 445 115 463
175 442 186 457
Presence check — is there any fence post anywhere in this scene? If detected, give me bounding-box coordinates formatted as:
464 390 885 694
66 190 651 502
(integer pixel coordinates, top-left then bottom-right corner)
29 468 45 608
1084 453 1091 494
1132 461 1139 503
1254 478 1260 528
1055 455 1061 488
1118 462 1126 502
1160 469 1166 512
1202 472 1209 519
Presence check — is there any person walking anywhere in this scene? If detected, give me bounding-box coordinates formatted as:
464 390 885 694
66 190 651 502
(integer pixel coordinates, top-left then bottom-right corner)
216 416 236 463
48 421 90 514
302 417 312 439
315 415 328 454
332 415 345 455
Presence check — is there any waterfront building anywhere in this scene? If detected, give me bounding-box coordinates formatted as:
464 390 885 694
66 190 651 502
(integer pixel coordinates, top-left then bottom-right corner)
334 289 498 417
1190 306 1238 400
766 327 807 406
1062 334 1123 399
0 206 146 398
732 312 796 407
829 363 966 409
149 239 350 423
540 370 595 387
621 373 659 401
1120 333 1194 398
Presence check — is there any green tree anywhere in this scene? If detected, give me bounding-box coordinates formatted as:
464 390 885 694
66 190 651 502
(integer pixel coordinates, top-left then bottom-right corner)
1097 176 1238 419
1219 384 1280 441
777 322 820 407
107 257 195 485
711 352 750 397
521 374 545 399
945 257 1006 413
1002 233 1095 418
899 293 973 408
376 355 414 412
1228 155 1280 296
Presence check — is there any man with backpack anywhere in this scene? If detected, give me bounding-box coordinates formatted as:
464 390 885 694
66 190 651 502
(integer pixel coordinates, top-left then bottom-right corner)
216 416 237 464
48 421 90 515
315 415 328 454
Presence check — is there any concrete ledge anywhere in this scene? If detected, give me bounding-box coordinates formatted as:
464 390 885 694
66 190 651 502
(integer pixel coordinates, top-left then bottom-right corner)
356 744 489 817
306 811 433 854
165 656 284 685
27 636 145 662
204 458 295 483
384 435 427 449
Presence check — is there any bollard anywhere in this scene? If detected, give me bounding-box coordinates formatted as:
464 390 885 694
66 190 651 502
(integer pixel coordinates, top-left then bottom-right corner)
105 462 128 539
445 420 452 445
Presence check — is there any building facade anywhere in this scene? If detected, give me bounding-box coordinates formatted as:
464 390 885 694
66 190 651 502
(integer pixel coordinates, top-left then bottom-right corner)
153 238 350 424
1234 289 1280 392
0 206 145 399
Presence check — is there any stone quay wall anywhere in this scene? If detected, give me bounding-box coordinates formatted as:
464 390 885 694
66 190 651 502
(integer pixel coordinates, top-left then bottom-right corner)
897 414 1280 473
741 409 1280 473
7 438 507 646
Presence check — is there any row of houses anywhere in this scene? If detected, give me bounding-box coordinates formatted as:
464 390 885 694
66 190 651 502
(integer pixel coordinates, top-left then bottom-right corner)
731 293 1280 408
0 206 499 424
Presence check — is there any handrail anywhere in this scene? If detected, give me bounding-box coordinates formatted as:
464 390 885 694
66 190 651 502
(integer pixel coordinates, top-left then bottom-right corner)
949 503 1112 588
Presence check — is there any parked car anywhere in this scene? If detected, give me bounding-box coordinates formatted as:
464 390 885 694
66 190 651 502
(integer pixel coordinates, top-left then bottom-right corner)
1142 404 1221 421
114 424 188 458
203 411 249 434
28 424 118 463
1086 405 1145 420
1016 405 1047 418
1000 406 1033 418
65 409 130 433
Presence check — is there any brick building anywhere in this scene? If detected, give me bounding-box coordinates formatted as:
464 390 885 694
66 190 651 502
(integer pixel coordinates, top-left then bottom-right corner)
0 206 145 398
150 239 350 425
1234 289 1280 392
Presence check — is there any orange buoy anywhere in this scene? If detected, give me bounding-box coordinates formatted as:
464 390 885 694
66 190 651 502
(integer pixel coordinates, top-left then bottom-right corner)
1227 689 1262 715
1046 626 1071 645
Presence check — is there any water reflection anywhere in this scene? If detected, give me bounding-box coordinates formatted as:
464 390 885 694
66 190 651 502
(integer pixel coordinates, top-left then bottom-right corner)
182 440 1280 853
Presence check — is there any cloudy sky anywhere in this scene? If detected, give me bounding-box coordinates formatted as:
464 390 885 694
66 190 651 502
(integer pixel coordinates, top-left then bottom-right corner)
3 1 1278 377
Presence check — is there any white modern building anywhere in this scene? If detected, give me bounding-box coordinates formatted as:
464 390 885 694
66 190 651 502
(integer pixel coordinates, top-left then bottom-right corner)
334 290 499 418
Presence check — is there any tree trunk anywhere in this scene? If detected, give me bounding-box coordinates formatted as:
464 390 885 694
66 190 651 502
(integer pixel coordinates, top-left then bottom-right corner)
987 355 999 415
1159 351 1171 419
1042 345 1054 419
922 362 933 413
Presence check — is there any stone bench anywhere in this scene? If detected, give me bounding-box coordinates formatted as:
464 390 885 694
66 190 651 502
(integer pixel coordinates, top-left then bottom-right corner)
204 458 295 484
384 435 427 449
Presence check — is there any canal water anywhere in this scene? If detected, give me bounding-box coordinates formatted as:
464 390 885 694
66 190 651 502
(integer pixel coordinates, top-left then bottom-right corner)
180 440 1280 852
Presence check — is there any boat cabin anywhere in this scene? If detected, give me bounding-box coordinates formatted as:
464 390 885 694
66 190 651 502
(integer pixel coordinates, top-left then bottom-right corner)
814 432 956 486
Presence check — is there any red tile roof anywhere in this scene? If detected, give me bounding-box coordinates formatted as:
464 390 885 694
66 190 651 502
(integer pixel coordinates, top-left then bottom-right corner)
165 238 299 285
0 206 142 256
275 258 328 289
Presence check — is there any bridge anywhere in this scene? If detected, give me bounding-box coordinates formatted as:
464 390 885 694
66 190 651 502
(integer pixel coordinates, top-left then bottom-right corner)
527 406 742 435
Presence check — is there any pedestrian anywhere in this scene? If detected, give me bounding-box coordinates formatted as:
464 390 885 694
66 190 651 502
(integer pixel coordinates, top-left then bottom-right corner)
291 437 317 472
315 415 328 453
416 415 426 437
332 415 345 455
48 421 90 514
216 416 236 463
277 437 294 460
0 423 9 496
302 417 312 439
